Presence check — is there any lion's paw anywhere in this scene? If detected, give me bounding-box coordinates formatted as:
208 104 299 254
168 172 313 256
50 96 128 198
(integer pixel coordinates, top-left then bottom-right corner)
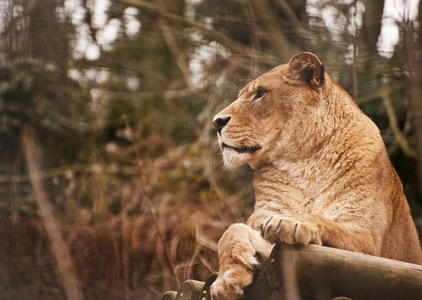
210 268 253 300
260 216 322 245
211 245 258 299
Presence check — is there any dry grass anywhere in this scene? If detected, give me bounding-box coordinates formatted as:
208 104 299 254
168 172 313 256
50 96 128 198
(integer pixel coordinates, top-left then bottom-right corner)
0 122 254 300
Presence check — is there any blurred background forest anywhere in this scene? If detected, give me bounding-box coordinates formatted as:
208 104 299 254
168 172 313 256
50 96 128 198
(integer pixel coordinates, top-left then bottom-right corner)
1 0 422 299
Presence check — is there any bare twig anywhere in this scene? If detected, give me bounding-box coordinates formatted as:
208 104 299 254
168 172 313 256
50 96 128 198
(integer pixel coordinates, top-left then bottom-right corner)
382 93 417 158
249 0 297 60
116 0 280 64
122 115 180 287
121 186 137 300
159 20 195 90
357 83 405 105
0 163 138 183
273 0 315 39
352 0 359 101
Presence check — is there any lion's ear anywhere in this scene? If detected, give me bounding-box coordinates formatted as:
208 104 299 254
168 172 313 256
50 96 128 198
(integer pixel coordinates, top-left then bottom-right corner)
287 52 325 89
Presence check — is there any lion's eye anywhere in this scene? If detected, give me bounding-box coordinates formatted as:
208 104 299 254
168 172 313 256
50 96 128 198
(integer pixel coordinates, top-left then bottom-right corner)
252 89 267 102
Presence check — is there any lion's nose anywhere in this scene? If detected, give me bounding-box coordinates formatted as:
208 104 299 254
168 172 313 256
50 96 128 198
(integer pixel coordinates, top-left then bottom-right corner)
213 117 231 134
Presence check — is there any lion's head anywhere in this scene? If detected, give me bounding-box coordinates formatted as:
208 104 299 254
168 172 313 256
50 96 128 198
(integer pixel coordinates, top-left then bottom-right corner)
213 52 340 168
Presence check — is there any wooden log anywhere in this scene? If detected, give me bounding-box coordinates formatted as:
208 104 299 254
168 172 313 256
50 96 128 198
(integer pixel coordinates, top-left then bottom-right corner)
162 244 422 299
264 243 422 300
175 280 205 300
161 291 177 300
201 273 218 300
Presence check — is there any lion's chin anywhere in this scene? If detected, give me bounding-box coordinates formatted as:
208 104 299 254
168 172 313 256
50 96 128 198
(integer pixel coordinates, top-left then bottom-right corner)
222 148 251 168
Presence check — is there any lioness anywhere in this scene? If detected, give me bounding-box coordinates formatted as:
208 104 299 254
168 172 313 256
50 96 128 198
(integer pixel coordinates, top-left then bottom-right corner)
210 52 422 299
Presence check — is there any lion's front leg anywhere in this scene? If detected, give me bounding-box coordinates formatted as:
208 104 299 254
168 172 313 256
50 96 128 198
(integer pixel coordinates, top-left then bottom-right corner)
211 223 273 300
252 212 379 255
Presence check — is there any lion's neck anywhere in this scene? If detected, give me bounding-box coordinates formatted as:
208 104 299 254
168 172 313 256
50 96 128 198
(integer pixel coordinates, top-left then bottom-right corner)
251 138 363 213
252 161 321 213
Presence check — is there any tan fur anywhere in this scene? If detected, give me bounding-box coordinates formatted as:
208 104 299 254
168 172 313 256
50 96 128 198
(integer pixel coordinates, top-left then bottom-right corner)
210 52 422 300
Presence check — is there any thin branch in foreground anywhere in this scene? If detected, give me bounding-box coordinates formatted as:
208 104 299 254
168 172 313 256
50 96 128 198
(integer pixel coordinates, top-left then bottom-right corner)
122 115 180 287
21 126 84 300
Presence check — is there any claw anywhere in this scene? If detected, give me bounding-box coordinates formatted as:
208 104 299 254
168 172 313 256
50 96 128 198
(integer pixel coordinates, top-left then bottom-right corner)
275 217 284 238
261 216 273 237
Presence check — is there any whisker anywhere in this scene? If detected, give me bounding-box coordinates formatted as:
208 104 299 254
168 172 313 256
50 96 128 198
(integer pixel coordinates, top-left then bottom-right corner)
247 132 268 144
247 132 275 152
229 83 242 92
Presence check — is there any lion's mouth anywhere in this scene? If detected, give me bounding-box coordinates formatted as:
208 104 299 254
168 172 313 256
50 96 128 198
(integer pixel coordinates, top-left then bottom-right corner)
222 143 262 154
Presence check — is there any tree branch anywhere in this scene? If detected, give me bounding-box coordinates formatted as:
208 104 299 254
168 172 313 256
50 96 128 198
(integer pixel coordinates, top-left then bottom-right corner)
21 126 84 300
382 93 418 158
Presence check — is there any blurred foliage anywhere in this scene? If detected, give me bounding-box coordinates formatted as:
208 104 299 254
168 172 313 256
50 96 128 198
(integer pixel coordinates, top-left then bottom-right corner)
0 0 422 299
